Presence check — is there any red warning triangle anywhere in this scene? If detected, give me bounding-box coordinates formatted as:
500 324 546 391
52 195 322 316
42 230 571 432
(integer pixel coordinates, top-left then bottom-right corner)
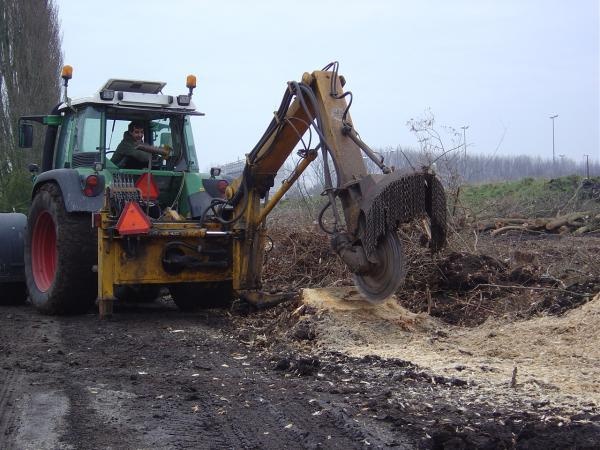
135 173 160 201
116 201 151 235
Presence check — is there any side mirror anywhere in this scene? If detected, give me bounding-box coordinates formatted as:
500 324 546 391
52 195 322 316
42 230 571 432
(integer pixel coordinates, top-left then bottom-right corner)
19 123 33 148
27 163 39 174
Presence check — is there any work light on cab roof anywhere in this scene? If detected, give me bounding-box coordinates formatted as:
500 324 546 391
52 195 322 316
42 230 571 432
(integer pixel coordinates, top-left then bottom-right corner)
61 64 73 102
61 65 73 81
178 74 197 106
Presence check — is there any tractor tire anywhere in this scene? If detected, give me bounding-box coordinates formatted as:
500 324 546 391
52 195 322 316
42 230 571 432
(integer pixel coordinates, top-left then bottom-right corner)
0 282 27 305
24 183 97 315
170 282 233 311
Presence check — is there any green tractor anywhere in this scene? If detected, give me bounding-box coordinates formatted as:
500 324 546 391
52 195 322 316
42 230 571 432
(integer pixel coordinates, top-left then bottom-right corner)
0 66 231 313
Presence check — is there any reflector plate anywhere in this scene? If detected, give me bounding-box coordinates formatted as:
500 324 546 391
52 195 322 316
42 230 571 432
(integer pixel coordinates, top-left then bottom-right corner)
135 173 160 201
116 202 151 235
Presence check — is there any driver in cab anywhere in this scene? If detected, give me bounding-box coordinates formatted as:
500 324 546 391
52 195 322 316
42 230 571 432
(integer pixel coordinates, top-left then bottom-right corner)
111 121 151 169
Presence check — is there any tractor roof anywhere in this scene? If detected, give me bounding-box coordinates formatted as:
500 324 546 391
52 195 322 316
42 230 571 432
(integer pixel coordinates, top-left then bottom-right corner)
101 79 166 94
60 78 202 115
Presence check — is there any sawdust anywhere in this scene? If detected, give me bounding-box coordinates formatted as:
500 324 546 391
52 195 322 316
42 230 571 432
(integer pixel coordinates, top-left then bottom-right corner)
301 287 436 332
301 287 600 408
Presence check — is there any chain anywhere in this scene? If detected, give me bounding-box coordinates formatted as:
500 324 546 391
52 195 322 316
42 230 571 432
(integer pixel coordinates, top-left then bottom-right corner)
361 173 447 258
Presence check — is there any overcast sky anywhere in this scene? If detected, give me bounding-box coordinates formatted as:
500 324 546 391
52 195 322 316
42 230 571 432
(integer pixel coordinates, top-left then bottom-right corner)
56 0 599 168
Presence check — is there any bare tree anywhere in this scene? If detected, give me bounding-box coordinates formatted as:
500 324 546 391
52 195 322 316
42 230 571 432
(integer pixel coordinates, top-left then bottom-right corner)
0 0 62 212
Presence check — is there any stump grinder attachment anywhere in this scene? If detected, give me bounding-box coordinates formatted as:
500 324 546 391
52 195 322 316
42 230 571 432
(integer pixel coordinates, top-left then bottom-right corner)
226 62 447 304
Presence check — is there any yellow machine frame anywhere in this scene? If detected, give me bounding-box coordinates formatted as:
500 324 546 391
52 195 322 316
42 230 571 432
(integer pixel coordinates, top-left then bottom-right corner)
97 207 231 317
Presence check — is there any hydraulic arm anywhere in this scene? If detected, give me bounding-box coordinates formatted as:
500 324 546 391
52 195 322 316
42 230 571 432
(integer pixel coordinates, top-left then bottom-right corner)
223 63 447 302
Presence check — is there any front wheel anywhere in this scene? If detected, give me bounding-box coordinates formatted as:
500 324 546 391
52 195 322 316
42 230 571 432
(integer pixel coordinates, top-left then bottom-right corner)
24 184 97 314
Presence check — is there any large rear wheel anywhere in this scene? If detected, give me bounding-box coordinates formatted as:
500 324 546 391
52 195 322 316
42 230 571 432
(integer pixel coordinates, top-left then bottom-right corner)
170 282 233 311
353 231 406 303
24 183 97 314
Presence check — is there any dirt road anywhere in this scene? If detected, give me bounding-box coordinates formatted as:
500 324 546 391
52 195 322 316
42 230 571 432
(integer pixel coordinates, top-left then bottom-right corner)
1 296 599 449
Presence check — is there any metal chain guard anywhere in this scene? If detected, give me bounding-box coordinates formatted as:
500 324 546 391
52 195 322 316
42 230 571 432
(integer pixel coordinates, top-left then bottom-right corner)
360 171 447 261
344 171 446 302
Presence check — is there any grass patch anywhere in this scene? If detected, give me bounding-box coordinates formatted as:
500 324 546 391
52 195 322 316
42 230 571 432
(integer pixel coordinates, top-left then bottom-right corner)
460 175 600 218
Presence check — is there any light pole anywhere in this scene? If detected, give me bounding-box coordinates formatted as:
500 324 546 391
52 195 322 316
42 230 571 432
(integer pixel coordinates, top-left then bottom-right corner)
461 125 469 178
550 114 558 166
461 125 469 159
584 154 590 179
559 154 565 175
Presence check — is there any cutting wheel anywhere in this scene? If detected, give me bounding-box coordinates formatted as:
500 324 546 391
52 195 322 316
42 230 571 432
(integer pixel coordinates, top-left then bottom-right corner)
353 231 406 303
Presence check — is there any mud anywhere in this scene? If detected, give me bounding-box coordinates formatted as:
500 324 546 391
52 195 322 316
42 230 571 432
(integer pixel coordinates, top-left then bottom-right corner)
1 297 598 448
2 301 417 449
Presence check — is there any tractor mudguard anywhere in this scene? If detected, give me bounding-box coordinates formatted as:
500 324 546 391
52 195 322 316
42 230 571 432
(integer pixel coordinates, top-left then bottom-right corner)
0 213 27 283
34 169 105 212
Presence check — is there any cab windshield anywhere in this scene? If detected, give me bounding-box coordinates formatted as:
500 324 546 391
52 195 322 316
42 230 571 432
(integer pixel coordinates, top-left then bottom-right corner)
55 105 199 172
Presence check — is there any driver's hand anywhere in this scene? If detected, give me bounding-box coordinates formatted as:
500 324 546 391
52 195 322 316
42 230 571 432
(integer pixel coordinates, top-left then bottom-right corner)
161 144 172 159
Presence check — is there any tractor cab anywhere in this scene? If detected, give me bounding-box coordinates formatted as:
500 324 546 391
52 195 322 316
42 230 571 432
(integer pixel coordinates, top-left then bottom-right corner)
55 102 201 173
52 74 202 174
18 69 227 220
60 75 203 173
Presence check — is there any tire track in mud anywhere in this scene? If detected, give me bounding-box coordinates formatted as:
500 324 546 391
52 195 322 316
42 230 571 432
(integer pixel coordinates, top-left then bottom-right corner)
0 371 19 447
51 305 415 448
168 323 411 449
0 307 23 448
0 306 71 450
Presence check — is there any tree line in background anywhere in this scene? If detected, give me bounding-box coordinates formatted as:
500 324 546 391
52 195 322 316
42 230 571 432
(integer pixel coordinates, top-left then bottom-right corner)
283 146 599 209
280 111 598 212
393 111 599 187
0 0 62 213
373 146 599 185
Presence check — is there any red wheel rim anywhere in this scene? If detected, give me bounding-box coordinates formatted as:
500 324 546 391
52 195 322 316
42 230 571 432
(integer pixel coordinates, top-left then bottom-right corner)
31 211 57 292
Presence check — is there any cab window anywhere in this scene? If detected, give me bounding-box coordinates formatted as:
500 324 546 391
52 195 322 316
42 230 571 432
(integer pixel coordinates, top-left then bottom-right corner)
54 113 74 169
64 106 103 168
73 106 102 153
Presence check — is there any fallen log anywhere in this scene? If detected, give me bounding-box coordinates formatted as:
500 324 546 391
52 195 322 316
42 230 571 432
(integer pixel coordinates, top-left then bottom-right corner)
496 218 529 225
491 225 543 237
477 218 536 232
481 210 600 236
533 218 550 228
573 225 593 235
546 211 591 231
